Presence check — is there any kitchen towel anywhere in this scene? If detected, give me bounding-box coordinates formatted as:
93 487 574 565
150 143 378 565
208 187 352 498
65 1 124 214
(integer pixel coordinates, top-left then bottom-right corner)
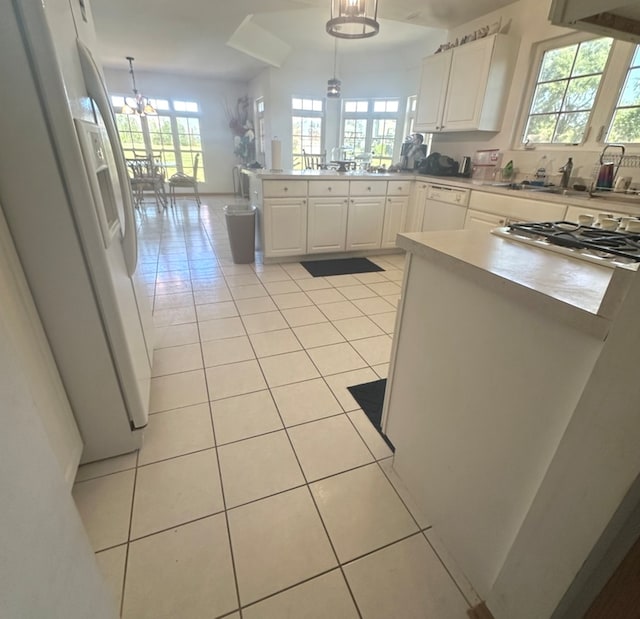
271 138 282 171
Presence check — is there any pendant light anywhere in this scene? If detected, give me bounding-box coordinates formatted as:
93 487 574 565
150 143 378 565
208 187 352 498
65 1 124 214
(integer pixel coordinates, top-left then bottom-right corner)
326 0 380 39
122 57 156 116
327 39 341 98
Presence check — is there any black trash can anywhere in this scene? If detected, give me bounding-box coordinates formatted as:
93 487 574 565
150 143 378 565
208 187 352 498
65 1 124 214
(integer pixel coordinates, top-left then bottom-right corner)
224 204 256 264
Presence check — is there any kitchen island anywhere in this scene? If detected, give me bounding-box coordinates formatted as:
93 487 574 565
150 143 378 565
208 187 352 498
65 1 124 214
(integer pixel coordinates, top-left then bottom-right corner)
382 229 640 618
245 170 420 262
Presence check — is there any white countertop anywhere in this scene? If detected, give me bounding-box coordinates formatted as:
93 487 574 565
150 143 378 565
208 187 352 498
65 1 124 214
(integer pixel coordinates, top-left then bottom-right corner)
245 168 640 215
397 229 636 338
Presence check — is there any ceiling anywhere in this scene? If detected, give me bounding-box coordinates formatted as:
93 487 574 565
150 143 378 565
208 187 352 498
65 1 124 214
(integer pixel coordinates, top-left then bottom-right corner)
91 0 520 80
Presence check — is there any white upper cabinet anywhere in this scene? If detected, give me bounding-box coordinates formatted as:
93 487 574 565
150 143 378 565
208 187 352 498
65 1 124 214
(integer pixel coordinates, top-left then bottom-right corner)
415 51 452 132
415 34 519 133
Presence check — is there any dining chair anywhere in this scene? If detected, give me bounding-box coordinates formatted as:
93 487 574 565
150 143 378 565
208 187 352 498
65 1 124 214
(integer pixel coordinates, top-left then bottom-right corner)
302 150 327 170
168 154 201 207
128 156 167 211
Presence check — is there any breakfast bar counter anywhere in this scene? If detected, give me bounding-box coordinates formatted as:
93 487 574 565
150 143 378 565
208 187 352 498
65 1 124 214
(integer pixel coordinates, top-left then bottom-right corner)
382 228 640 619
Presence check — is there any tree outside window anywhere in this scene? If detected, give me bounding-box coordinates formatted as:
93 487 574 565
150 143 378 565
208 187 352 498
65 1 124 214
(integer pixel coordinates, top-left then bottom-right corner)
522 37 613 144
607 45 640 143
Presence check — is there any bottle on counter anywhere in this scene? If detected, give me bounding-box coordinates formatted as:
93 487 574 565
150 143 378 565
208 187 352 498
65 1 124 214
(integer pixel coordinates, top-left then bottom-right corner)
559 157 573 189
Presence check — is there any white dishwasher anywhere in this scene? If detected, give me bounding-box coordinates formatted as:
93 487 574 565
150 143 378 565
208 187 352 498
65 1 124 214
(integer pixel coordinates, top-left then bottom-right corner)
420 184 470 231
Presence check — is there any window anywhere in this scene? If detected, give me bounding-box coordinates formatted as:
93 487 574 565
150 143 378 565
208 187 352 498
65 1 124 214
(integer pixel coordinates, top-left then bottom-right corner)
111 96 205 181
256 98 266 162
340 98 402 167
291 97 323 170
522 37 613 145
607 46 640 142
403 96 432 158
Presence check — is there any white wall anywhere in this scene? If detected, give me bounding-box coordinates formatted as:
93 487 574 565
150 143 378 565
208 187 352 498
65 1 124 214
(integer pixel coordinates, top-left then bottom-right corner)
104 68 249 194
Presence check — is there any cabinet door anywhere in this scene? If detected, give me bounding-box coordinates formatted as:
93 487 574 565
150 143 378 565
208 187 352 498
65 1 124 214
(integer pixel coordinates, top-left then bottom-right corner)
263 198 307 257
307 197 348 253
382 196 408 249
463 208 506 232
442 37 494 131
415 51 452 132
408 181 429 232
346 197 385 251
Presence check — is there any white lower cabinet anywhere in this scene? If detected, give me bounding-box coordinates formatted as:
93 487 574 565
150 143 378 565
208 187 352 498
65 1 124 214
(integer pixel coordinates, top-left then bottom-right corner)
263 197 307 257
346 197 385 251
382 196 408 249
464 209 506 232
307 197 348 253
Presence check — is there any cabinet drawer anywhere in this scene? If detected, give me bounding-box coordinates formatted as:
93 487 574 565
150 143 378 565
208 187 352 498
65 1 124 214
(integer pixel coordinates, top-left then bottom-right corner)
386 180 412 196
263 180 307 198
349 180 387 196
308 180 349 197
469 191 566 222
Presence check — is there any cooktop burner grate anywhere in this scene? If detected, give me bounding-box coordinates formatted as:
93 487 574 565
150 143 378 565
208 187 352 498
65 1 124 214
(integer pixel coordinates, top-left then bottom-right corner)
507 221 640 262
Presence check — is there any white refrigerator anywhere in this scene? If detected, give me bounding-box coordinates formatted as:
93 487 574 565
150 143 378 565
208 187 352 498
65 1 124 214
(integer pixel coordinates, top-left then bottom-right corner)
0 0 154 464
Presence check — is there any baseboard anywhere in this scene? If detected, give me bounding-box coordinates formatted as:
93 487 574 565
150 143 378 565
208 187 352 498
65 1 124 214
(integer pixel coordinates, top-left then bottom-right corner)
467 601 495 619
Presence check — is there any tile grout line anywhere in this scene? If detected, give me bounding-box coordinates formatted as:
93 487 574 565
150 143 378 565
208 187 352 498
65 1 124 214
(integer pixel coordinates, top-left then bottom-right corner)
190 207 245 619
126 200 416 616
118 447 139 618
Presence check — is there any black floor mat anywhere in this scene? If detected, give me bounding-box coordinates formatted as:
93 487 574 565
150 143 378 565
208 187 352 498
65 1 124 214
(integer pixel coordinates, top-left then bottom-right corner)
300 257 384 278
347 378 395 452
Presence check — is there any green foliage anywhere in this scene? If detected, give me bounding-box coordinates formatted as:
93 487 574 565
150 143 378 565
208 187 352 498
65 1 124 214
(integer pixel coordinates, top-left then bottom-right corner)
525 37 613 144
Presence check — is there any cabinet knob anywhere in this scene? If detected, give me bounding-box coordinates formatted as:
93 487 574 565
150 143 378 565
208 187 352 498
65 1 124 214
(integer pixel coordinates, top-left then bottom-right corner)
328 186 332 191
344 199 348 204
367 186 371 191
351 199 354 203
283 186 288 192
302 199 306 204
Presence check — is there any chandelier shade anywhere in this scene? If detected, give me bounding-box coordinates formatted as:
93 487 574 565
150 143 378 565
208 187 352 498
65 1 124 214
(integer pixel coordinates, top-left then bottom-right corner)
326 0 380 39
121 57 156 116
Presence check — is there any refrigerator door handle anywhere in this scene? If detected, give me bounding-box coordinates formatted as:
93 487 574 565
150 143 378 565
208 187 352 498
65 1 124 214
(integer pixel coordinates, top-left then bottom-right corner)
76 40 138 277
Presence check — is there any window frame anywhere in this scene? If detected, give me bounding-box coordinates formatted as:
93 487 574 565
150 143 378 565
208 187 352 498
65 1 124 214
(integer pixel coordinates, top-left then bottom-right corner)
515 32 615 149
340 97 404 167
404 95 432 158
111 95 205 181
512 33 640 153
291 97 325 171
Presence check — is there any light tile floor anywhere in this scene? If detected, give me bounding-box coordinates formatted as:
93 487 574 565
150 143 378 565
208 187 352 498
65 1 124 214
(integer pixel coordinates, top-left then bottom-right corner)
73 197 474 618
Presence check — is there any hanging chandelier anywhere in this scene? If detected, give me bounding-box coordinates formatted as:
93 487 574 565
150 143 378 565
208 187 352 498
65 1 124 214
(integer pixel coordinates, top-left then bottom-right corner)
327 39 341 98
121 57 156 116
326 0 380 39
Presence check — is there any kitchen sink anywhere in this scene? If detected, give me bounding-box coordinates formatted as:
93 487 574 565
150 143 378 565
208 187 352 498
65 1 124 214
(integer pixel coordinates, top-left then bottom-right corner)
488 182 568 194
487 182 640 204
